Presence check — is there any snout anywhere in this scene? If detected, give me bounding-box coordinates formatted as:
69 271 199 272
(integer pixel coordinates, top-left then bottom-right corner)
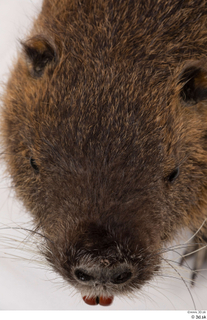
75 267 132 284
74 264 132 306
51 222 161 306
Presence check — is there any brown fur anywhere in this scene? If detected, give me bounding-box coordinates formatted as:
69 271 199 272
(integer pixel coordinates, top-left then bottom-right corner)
1 0 207 301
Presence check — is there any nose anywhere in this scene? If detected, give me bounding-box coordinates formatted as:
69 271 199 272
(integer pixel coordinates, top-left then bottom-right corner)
75 266 132 306
111 270 132 284
74 266 132 284
75 269 94 282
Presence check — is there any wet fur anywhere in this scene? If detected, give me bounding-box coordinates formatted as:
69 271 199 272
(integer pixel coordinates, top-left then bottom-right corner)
1 0 207 300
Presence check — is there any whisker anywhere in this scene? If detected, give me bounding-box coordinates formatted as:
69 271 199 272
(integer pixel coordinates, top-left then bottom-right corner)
182 244 207 258
185 218 207 244
159 256 207 286
162 257 196 309
155 272 194 285
134 287 160 309
146 283 177 309
0 225 51 243
159 242 203 255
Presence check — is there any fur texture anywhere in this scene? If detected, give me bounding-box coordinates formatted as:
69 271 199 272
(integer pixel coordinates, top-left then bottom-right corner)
1 0 207 300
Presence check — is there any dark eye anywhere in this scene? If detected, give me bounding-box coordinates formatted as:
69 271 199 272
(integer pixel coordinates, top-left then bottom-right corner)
167 167 179 183
75 269 93 282
30 157 39 173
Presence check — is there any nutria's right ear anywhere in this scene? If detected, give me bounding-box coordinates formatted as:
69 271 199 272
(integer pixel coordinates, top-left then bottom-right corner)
21 35 57 77
179 63 207 105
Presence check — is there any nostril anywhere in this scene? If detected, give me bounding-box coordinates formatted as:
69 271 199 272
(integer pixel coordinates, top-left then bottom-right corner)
112 271 132 284
75 269 94 282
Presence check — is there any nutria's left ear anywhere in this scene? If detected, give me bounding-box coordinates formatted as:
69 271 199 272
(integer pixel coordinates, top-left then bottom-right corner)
179 63 207 105
21 35 57 77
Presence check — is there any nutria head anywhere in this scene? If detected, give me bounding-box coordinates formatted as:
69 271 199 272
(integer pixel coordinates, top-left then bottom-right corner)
1 0 207 305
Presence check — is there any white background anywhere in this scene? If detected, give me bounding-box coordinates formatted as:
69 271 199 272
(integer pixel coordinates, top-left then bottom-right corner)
0 0 206 310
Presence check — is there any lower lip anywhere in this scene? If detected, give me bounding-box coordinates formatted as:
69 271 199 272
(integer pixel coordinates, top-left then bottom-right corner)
83 295 114 306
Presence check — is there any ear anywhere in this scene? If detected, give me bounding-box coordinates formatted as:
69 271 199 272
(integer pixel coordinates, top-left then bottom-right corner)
21 35 56 77
179 62 207 105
